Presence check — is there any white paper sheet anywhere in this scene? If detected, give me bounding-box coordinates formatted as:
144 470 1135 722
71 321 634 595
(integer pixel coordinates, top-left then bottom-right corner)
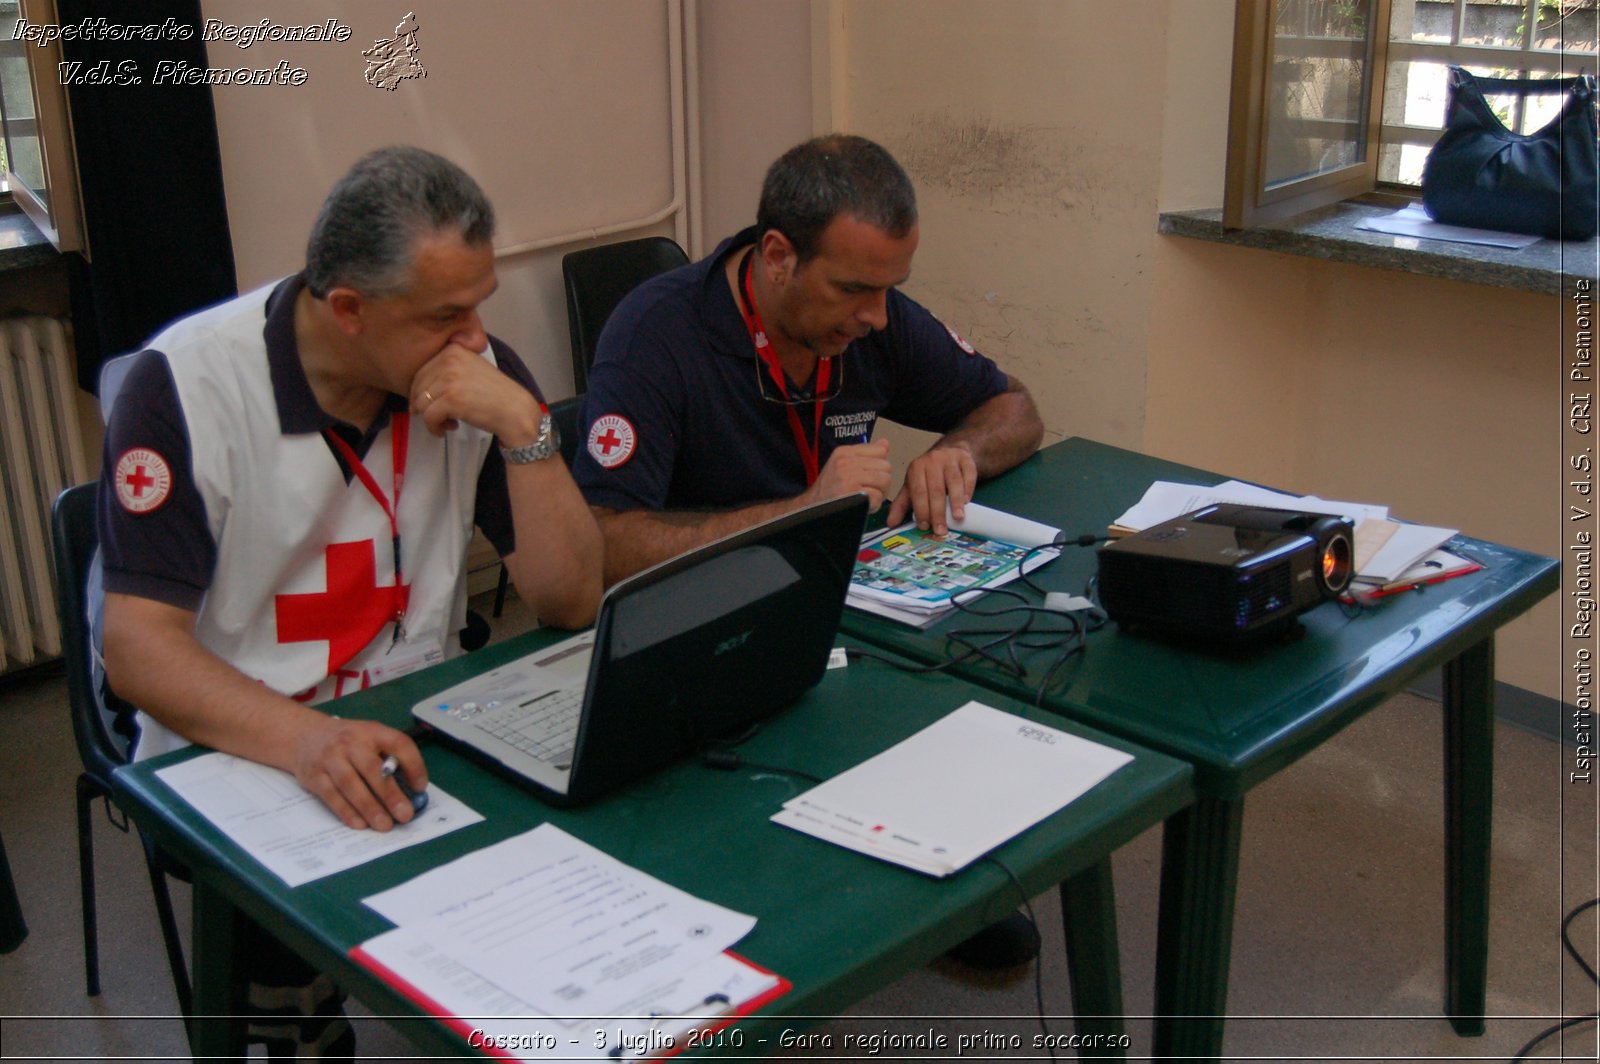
362 824 756 1020
154 752 483 888
772 701 1133 877
354 931 777 1061
1355 203 1542 249
1113 480 1387 533
1358 521 1460 583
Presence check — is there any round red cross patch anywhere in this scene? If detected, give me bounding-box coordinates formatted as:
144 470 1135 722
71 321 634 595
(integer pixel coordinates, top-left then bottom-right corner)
587 414 636 469
114 448 173 514
941 320 977 355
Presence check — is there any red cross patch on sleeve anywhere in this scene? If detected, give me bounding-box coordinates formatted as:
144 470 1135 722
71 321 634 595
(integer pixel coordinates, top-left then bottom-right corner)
587 414 637 469
113 448 173 514
939 319 977 355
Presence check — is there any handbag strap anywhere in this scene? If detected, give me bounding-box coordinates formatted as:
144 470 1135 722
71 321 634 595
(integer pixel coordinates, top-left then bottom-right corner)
1449 64 1589 98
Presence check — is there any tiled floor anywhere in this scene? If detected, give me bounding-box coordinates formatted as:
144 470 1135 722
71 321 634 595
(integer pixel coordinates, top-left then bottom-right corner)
0 594 1594 1061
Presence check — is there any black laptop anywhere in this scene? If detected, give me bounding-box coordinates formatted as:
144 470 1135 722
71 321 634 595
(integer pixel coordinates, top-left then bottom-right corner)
412 494 868 805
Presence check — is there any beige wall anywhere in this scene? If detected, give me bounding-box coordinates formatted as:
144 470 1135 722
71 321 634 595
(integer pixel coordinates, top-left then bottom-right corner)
1142 2 1559 698
1144 240 1560 697
201 0 814 399
202 0 685 401
820 0 1560 699
831 0 1162 453
694 0 815 254
193 0 1564 699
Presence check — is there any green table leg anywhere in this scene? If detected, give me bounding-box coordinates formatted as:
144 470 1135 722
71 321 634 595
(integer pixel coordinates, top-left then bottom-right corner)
189 878 247 1062
1443 637 1494 1037
1060 858 1126 1059
1151 796 1244 1063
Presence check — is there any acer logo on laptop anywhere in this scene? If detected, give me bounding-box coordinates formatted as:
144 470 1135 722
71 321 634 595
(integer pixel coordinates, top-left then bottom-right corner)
714 630 753 656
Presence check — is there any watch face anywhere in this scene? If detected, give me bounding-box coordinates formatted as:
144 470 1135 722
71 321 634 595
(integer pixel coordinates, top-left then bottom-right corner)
503 412 558 463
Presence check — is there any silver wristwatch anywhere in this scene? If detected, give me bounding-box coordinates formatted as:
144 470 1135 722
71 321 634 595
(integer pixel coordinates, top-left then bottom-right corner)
499 410 560 464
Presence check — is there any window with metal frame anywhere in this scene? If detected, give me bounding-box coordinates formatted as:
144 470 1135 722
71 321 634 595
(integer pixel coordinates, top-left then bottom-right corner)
1225 0 1598 229
0 0 85 251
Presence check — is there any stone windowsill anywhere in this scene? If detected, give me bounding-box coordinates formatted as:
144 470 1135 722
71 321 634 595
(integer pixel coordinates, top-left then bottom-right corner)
0 204 60 275
1158 202 1597 297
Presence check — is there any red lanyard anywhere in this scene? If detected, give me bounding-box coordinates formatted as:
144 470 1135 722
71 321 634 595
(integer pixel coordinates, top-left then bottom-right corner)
322 412 410 631
736 252 830 486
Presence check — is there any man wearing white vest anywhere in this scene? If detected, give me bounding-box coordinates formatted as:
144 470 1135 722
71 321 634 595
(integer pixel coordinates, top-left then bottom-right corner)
94 146 602 1057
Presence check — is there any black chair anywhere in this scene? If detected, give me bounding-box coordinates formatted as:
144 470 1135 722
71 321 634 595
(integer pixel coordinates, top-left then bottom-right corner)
488 238 688 619
562 235 689 393
492 394 586 618
50 483 192 1017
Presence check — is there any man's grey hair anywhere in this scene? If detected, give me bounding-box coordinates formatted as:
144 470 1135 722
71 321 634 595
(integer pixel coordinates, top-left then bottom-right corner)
756 134 917 263
305 146 495 299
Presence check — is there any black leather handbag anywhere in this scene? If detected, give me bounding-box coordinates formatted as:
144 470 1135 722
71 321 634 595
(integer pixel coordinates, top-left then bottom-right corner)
1421 66 1598 241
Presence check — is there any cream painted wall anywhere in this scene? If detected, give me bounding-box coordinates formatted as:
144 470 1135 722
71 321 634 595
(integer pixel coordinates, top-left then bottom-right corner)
834 0 1161 454
827 0 1560 699
694 0 815 254
1144 239 1561 698
197 0 816 590
1144 4 1561 699
201 0 682 401
189 0 1564 698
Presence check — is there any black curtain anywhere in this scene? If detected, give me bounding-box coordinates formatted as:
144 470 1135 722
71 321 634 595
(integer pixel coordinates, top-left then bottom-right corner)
58 0 236 393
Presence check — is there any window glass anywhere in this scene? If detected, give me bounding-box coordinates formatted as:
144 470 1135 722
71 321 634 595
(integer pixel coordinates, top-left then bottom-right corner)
1263 0 1376 188
0 0 43 198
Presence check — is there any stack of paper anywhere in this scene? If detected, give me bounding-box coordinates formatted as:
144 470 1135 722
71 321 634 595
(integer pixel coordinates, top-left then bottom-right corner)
772 701 1133 877
1348 548 1483 597
1354 203 1543 250
351 825 787 1061
847 503 1062 627
1111 480 1458 587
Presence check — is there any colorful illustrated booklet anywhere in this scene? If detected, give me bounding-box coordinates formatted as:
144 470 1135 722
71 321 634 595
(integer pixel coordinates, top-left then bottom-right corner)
847 502 1060 626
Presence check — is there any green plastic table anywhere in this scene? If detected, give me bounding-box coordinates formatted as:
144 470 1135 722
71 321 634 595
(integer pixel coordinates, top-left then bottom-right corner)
839 437 1561 1061
114 635 1193 1061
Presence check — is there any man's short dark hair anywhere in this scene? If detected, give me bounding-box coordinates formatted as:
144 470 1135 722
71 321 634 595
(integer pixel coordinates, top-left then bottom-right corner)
756 134 917 262
305 146 495 299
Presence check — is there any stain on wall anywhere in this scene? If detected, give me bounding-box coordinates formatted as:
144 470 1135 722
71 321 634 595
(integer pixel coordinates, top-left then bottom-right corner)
888 113 1107 220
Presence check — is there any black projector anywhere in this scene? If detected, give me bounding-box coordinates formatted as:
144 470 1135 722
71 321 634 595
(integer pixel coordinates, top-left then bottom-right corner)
1097 504 1355 643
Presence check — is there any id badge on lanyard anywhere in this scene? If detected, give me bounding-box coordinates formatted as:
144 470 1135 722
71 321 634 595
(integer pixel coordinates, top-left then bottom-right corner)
735 252 830 485
322 414 412 659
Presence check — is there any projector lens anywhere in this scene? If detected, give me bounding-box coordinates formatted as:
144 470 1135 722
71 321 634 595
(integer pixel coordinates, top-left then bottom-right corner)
1318 532 1353 594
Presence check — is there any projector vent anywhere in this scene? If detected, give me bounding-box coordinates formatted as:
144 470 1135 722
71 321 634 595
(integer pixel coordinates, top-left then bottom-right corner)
1232 563 1294 628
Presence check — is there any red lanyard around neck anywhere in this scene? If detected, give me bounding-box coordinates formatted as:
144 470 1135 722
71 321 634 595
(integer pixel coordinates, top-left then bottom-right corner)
737 251 830 486
322 412 410 629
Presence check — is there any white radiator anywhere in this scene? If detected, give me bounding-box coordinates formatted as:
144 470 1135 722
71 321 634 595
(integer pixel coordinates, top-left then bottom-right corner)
0 315 90 671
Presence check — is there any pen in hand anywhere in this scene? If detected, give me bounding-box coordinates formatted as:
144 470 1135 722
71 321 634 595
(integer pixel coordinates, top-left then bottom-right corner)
380 754 429 814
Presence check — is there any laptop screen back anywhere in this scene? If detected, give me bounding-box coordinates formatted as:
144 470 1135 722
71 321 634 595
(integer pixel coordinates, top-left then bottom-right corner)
564 493 868 802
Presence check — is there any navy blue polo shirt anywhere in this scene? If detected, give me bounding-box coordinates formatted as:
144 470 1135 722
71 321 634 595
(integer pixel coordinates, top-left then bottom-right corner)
98 273 536 611
572 226 1009 512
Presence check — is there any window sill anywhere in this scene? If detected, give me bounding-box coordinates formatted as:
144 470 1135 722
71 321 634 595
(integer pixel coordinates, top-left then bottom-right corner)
0 203 61 276
1158 202 1595 297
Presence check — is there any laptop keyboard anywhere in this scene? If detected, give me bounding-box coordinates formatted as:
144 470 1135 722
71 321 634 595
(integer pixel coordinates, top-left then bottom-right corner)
469 687 583 764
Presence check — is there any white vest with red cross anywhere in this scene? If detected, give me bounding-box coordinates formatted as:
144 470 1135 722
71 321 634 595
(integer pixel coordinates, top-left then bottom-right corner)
117 282 494 760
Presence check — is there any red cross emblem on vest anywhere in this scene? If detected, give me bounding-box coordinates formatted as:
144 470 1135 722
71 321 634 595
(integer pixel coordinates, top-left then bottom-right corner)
275 540 409 675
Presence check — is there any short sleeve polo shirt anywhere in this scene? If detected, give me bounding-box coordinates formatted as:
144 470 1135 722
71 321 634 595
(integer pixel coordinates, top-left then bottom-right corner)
571 226 1009 513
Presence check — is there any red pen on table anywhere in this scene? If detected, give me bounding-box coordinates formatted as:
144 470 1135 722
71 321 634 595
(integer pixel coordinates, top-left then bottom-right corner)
1350 561 1485 602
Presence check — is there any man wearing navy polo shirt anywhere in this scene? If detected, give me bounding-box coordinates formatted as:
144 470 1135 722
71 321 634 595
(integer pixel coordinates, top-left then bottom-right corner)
573 135 1045 969
573 134 1044 586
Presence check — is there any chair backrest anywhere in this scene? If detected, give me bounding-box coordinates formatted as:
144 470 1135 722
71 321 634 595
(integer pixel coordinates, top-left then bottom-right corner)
50 483 129 783
549 394 583 466
562 236 689 393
